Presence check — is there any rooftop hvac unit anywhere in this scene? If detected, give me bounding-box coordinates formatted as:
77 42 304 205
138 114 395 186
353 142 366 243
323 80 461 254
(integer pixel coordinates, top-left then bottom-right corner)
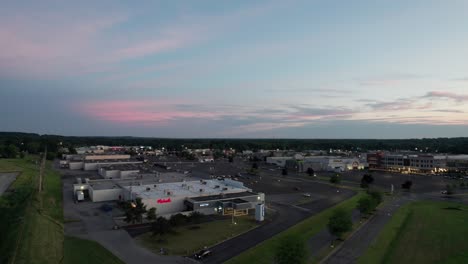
214 185 220 188
202 181 207 185
146 187 150 191
222 187 228 191
199 189 203 192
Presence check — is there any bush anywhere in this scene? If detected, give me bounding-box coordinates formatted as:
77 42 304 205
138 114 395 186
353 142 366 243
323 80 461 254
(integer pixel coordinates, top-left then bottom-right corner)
357 195 377 216
368 190 383 205
188 211 203 224
169 213 188 227
328 208 352 239
152 217 172 236
330 174 341 184
147 207 157 221
401 180 412 190
275 235 308 264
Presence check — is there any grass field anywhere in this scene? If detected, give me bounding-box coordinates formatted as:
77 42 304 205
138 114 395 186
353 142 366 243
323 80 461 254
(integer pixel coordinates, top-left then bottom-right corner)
226 192 364 264
137 216 258 255
358 201 468 264
0 157 124 264
64 236 124 264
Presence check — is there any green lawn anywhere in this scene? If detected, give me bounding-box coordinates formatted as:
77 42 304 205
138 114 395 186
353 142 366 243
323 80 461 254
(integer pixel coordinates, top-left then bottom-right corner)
0 157 123 264
64 236 124 264
358 201 468 264
137 216 258 255
226 192 364 264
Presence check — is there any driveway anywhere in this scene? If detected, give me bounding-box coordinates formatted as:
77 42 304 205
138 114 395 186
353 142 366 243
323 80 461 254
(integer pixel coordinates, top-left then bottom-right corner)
62 174 192 264
202 187 355 264
0 172 19 196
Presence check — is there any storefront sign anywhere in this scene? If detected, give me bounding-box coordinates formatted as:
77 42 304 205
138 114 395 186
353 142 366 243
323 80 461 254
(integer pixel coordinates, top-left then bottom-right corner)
157 198 171 204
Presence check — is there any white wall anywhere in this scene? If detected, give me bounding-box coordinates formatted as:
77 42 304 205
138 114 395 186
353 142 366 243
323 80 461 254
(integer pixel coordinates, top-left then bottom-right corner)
104 170 120 179
90 188 123 202
121 170 139 179
69 162 84 170
142 196 187 215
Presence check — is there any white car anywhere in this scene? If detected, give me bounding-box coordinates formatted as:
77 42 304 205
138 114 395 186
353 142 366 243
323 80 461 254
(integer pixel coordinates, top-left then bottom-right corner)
303 193 311 197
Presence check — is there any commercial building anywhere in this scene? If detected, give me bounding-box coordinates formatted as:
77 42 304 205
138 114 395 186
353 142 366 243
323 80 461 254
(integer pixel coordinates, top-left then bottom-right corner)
292 156 366 172
368 153 448 173
74 178 264 217
266 157 293 167
98 164 140 179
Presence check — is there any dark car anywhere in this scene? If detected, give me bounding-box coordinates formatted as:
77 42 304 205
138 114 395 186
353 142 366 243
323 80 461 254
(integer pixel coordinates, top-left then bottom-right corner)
194 249 212 259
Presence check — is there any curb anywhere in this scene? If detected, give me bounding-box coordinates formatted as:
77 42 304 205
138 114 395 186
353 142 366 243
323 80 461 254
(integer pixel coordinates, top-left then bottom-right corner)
318 196 398 264
318 213 376 264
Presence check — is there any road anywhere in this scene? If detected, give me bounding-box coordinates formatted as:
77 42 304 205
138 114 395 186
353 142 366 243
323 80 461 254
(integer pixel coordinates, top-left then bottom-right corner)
0 172 19 196
202 188 355 264
59 164 194 264
322 195 409 264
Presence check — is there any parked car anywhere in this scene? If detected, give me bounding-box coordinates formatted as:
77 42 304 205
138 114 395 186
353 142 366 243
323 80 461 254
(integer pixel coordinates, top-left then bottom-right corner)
303 193 311 197
194 249 212 259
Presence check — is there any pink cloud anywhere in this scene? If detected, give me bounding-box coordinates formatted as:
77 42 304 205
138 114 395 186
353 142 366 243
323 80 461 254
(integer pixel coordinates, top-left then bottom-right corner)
77 100 221 125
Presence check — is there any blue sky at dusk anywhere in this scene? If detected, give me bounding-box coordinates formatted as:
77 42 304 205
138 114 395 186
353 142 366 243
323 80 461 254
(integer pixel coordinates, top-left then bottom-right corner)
1 0 468 138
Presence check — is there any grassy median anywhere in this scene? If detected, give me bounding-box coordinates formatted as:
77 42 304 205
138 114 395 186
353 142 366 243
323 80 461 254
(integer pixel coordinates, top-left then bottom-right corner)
64 236 124 264
358 201 468 264
0 157 124 264
137 216 258 255
226 192 364 264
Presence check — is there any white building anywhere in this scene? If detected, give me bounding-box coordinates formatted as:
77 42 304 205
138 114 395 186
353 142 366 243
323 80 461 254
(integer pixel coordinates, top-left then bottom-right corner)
73 178 263 217
266 157 293 167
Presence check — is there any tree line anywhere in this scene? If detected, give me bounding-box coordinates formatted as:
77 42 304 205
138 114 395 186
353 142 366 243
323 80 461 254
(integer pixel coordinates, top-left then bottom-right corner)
2 132 468 154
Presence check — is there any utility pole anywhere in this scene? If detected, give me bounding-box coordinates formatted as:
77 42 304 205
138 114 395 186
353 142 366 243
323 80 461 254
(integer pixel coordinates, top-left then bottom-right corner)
38 146 47 192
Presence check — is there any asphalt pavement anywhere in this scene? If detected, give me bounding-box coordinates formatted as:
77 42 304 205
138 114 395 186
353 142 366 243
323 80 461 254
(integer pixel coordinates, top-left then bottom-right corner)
322 195 409 264
0 172 19 196
202 186 355 264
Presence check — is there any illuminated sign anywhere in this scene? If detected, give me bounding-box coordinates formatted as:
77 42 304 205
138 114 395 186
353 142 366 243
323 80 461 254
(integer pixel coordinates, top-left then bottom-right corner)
157 198 171 204
200 203 209 207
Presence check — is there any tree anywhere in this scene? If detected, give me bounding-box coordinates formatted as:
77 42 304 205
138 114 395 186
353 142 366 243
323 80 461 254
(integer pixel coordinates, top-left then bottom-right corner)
147 207 157 221
360 174 374 188
152 217 172 236
169 213 188 227
275 235 308 264
328 208 352 240
4 144 19 158
357 195 377 216
306 167 315 177
188 211 203 224
446 184 455 195
133 198 147 223
368 190 383 205
282 168 288 176
330 174 341 184
401 180 413 190
123 198 147 224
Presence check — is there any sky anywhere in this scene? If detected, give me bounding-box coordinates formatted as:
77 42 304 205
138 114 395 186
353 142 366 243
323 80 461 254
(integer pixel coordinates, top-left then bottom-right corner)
1 0 468 138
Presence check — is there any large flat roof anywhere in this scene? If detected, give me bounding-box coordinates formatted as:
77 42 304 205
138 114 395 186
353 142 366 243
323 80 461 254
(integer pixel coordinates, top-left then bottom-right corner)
124 179 250 199
188 192 257 202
